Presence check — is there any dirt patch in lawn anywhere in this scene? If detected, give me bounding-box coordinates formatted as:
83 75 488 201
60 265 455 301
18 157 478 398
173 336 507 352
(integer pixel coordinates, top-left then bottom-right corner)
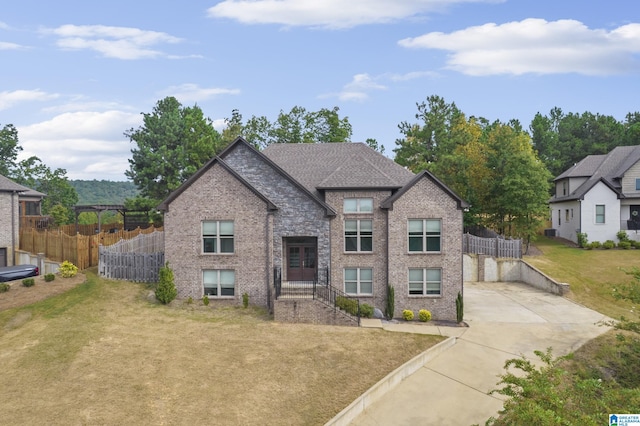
0 273 86 311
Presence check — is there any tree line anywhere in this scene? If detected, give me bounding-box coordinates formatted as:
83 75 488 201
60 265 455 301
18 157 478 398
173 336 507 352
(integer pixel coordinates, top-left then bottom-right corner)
2 94 638 236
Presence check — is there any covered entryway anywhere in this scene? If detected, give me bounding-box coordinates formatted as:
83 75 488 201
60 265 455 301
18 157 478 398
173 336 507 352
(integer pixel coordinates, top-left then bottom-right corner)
285 237 317 282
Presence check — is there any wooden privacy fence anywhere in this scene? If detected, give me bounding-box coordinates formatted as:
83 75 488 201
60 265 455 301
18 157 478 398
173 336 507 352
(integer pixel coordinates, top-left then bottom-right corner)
99 232 165 283
463 233 522 258
19 226 163 270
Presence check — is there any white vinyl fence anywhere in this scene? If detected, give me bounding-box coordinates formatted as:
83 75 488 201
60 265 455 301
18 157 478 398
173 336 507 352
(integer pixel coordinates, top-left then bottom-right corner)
462 233 522 258
99 231 164 282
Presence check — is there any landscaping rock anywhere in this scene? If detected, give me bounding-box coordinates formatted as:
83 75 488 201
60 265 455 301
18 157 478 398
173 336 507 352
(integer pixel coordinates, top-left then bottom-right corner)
373 308 384 319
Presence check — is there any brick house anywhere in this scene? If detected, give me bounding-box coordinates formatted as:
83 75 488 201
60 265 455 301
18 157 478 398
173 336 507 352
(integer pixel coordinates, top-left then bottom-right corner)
159 138 467 323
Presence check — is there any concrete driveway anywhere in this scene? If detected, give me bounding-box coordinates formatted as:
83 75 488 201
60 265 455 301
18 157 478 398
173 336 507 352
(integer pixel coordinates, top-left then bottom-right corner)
349 281 611 426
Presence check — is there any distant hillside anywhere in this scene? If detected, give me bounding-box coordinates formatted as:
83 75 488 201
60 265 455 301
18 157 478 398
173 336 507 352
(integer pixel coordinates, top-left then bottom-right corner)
70 180 139 205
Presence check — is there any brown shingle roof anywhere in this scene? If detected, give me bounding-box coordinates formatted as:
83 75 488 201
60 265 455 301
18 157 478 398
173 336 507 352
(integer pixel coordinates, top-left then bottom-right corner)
262 143 414 195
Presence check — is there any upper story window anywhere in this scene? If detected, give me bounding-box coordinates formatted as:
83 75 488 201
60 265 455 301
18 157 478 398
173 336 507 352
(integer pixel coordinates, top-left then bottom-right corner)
562 181 567 196
345 219 373 252
344 198 373 213
203 220 234 253
636 178 640 191
408 219 441 252
595 205 605 224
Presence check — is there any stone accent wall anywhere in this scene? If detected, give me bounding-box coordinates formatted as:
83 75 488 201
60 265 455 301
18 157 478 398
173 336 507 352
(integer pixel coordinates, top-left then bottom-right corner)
163 162 270 307
324 190 392 313
0 192 18 266
224 144 330 277
274 299 358 326
387 178 464 321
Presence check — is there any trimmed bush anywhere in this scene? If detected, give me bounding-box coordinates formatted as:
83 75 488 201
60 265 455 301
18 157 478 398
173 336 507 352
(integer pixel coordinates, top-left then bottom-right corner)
418 309 432 322
336 296 359 316
22 278 35 287
617 230 630 243
577 232 588 248
590 241 602 249
385 285 395 320
44 273 56 282
202 295 209 306
0 283 10 293
603 240 616 249
359 303 374 318
59 260 78 278
242 292 249 308
155 262 177 304
402 309 414 321
619 241 632 250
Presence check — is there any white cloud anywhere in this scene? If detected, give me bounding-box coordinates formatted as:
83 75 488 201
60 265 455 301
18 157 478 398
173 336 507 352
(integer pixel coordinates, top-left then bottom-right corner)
321 73 387 101
17 110 142 180
399 18 640 76
161 83 241 104
0 89 59 111
207 0 501 29
46 24 183 60
0 41 25 50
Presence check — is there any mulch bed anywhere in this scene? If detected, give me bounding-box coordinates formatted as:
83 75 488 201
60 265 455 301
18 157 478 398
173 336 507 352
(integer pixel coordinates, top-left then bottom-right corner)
0 273 86 311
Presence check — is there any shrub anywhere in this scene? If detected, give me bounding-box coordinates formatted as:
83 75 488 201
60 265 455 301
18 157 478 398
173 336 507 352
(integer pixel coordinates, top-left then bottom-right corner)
202 295 209 306
402 309 414 321
186 296 193 305
22 278 35 287
603 240 616 249
590 241 602 249
359 303 374 318
336 296 359 316
0 283 9 293
59 260 78 278
577 232 588 248
385 285 395 320
44 273 55 282
619 241 632 250
617 230 630 243
242 292 249 308
456 292 464 323
155 262 177 304
633 240 640 249
418 309 432 322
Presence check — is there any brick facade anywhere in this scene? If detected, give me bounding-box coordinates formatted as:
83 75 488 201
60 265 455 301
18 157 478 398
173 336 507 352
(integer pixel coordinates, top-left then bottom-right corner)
161 139 465 323
386 177 464 321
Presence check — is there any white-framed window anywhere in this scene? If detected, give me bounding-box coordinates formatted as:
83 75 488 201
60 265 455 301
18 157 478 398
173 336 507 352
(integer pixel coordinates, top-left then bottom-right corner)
409 268 441 296
408 219 441 252
345 219 373 252
203 220 234 253
595 205 605 224
344 198 373 213
344 268 373 295
203 269 235 297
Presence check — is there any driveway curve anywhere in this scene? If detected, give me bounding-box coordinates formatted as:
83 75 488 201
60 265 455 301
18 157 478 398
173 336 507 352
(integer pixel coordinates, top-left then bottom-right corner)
349 281 611 426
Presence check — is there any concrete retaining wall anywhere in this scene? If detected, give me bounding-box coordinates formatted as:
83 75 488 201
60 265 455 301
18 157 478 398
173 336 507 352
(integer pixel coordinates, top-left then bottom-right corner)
463 254 569 295
15 250 61 275
325 336 457 426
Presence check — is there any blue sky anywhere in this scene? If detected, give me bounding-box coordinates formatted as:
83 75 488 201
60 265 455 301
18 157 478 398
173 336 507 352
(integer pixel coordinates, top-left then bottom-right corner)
1 0 639 181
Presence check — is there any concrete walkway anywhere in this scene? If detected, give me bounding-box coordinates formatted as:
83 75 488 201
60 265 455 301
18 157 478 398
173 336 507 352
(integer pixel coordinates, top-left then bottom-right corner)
349 281 612 426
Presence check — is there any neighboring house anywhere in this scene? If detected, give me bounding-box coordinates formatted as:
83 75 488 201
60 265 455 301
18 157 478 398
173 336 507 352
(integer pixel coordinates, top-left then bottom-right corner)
0 174 33 267
159 138 467 322
549 145 640 244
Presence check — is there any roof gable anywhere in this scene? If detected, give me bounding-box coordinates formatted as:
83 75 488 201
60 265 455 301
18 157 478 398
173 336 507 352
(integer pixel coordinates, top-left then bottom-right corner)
0 174 30 193
157 155 277 212
380 170 468 210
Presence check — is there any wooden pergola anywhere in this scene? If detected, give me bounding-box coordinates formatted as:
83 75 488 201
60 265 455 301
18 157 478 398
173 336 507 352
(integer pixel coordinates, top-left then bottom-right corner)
73 204 151 234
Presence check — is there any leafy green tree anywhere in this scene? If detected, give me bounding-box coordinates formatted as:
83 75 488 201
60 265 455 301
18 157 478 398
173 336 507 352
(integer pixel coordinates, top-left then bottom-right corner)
222 106 353 148
13 156 78 224
125 96 224 201
365 138 385 154
0 124 21 177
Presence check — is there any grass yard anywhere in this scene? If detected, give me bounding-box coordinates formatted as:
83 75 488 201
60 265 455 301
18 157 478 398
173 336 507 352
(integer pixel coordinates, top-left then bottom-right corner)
525 236 639 319
0 271 443 425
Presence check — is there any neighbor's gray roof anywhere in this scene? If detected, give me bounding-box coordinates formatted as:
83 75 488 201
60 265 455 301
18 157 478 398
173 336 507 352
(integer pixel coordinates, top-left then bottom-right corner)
262 142 414 196
0 174 30 193
551 145 640 202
